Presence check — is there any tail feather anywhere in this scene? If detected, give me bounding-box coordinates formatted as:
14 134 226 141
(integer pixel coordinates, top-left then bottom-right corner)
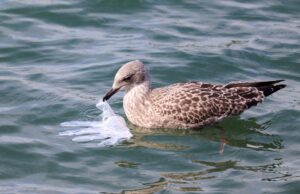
258 84 286 97
225 80 286 97
224 80 286 109
225 80 284 88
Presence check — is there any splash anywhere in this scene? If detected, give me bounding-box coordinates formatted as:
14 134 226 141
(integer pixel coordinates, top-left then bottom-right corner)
59 100 132 147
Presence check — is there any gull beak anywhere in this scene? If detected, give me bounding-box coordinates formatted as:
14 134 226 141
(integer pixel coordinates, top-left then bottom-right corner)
103 87 120 101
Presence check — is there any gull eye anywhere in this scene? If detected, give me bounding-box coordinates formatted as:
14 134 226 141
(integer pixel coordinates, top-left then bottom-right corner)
122 74 133 82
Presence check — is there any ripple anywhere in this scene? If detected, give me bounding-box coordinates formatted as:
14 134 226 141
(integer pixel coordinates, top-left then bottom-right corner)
0 0 299 193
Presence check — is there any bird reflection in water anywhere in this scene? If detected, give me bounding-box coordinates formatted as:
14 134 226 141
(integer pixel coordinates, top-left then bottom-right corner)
124 116 283 153
119 117 285 193
121 158 288 194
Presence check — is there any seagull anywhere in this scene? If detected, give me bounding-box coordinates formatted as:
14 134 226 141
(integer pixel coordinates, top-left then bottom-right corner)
103 60 286 129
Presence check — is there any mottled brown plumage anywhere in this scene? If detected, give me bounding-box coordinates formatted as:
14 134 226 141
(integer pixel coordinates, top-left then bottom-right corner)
103 60 286 129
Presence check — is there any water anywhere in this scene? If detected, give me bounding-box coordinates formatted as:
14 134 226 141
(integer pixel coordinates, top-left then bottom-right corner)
0 0 299 193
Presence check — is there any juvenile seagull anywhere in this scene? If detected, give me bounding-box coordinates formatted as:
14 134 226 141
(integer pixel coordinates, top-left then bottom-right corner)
103 60 286 129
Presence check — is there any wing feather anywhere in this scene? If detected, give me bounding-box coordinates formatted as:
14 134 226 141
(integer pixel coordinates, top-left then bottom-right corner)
150 82 263 128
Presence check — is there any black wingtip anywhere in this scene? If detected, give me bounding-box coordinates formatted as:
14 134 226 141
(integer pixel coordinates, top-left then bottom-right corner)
260 84 286 97
225 80 285 89
271 79 285 83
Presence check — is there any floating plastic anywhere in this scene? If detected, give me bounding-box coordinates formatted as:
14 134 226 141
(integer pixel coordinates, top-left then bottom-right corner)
59 100 132 147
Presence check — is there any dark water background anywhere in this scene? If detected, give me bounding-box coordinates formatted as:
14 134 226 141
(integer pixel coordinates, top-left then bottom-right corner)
0 0 300 193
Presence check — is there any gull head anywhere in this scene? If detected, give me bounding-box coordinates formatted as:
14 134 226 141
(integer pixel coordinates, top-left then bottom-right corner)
103 60 149 101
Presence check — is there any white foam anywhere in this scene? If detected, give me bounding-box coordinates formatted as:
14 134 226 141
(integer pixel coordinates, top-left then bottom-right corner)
246 144 264 149
59 100 132 147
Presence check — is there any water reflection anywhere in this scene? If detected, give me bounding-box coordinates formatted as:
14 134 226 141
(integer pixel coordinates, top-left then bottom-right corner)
125 116 283 153
115 160 139 169
125 124 191 151
121 178 168 194
121 158 288 193
169 159 285 180
162 158 288 191
118 117 286 193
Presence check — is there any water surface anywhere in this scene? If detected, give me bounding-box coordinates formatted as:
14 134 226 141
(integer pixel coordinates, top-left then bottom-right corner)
0 0 300 193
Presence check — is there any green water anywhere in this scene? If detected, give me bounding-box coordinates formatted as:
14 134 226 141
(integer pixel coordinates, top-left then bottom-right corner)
0 0 300 193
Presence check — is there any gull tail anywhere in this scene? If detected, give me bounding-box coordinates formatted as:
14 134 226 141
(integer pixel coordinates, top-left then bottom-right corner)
257 83 286 97
225 80 286 109
225 80 286 97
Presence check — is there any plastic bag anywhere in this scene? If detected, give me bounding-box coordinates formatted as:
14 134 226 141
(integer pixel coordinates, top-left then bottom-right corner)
59 100 132 147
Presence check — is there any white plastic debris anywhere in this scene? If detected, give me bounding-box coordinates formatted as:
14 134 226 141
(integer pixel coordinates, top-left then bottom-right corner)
59 100 132 147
